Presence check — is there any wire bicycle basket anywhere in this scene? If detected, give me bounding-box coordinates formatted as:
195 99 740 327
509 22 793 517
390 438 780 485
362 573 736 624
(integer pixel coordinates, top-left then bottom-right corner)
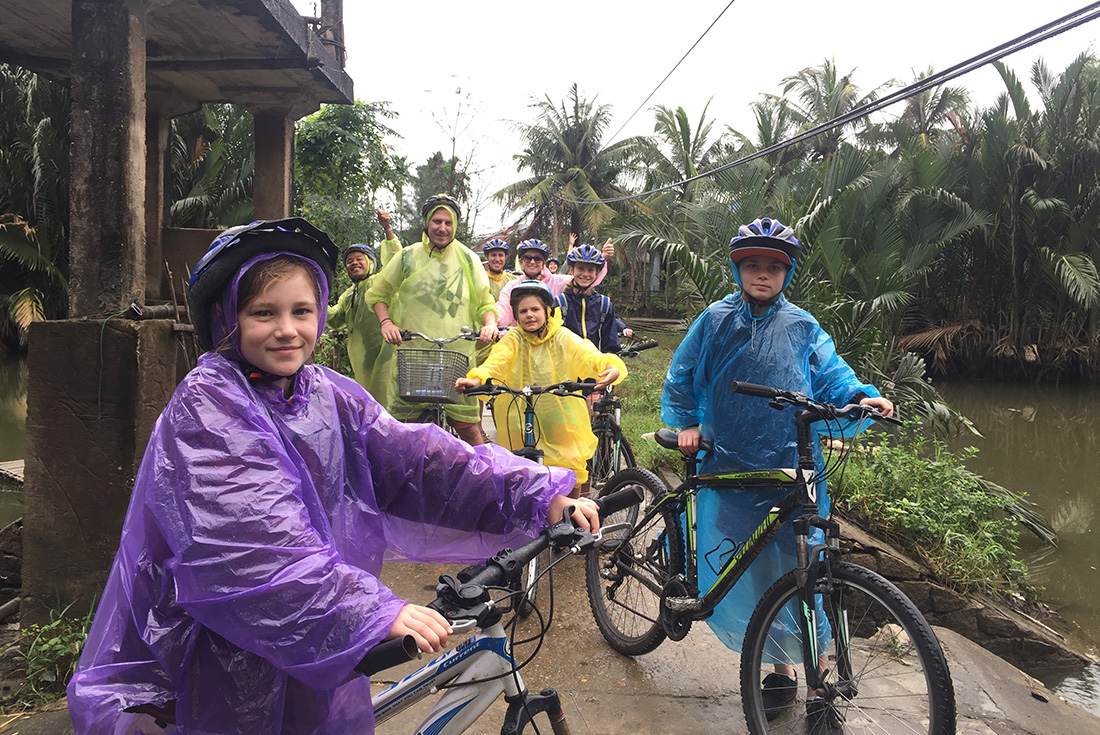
397 348 469 403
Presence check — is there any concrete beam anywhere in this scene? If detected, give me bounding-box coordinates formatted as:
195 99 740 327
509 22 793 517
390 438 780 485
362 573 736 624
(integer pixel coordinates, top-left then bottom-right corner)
68 0 147 317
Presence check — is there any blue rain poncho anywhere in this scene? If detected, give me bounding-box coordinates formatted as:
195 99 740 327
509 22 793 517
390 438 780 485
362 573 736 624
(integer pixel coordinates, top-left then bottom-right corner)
661 291 879 655
68 346 575 730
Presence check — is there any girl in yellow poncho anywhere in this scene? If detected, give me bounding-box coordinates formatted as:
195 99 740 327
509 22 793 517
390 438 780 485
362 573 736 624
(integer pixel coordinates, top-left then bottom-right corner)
456 280 627 498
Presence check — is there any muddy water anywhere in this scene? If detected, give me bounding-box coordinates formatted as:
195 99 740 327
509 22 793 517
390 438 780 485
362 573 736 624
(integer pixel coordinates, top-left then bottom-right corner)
937 380 1100 715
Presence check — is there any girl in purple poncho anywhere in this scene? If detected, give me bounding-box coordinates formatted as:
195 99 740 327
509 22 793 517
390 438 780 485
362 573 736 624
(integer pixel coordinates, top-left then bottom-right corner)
66 219 598 735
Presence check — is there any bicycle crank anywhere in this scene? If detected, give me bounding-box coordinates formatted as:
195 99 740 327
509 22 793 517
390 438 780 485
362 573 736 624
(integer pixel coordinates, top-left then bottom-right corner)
660 577 697 641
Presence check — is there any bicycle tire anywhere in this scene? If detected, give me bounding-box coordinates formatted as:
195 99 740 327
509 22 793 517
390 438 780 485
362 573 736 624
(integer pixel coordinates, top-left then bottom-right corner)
585 468 684 656
589 429 636 505
740 561 955 735
415 407 461 439
514 549 549 618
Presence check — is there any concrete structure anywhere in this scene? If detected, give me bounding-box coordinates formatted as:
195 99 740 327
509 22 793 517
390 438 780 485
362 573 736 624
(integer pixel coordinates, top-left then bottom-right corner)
0 0 353 622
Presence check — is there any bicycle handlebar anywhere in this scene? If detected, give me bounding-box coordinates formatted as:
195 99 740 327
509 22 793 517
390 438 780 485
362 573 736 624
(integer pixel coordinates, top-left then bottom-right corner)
730 381 902 426
399 327 483 345
617 339 659 357
354 486 643 677
463 378 594 398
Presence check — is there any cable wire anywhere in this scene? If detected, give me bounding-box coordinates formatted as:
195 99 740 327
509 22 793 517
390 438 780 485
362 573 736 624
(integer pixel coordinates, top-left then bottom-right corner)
560 1 1100 206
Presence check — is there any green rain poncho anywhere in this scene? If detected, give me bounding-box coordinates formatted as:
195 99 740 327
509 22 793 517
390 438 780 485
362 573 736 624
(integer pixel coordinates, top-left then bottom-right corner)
365 234 496 424
327 240 402 406
468 314 626 484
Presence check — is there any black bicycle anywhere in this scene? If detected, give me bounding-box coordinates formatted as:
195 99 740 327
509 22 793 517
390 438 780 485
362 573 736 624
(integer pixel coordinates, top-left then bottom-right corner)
585 381 955 735
587 338 659 502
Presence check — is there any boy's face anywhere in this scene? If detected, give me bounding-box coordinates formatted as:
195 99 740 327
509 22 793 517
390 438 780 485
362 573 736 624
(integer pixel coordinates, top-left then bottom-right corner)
738 254 788 302
515 295 548 332
571 262 599 290
237 268 319 389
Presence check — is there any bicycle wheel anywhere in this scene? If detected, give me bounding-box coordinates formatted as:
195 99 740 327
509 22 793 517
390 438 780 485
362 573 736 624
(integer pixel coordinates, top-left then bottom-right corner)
514 549 549 618
416 406 460 439
589 429 636 502
585 468 684 656
741 561 955 735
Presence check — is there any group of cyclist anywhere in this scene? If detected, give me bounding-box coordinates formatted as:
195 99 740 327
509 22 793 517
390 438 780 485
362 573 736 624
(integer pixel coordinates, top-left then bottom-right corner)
66 193 894 735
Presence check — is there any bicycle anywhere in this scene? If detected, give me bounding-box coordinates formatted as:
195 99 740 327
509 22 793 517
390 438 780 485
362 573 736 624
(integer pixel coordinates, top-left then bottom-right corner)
585 381 956 735
463 378 592 616
396 328 483 435
587 338 659 501
364 486 642 735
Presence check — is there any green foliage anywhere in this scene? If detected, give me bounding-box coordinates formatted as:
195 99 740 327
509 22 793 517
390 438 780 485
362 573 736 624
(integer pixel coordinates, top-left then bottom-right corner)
835 424 1033 593
615 336 682 475
17 603 95 708
170 104 255 228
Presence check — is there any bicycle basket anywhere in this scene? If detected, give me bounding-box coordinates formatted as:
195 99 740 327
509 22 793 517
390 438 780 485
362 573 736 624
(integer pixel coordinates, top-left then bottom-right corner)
397 348 470 404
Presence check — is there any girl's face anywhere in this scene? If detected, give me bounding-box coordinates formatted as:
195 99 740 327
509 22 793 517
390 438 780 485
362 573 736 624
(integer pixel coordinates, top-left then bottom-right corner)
237 268 319 390
515 295 548 332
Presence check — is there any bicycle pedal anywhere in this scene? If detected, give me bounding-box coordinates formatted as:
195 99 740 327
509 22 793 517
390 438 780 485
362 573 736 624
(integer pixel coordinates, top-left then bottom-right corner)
664 596 702 613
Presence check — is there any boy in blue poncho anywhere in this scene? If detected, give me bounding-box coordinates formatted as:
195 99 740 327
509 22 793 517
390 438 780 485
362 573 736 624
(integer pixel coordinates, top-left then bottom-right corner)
661 217 893 722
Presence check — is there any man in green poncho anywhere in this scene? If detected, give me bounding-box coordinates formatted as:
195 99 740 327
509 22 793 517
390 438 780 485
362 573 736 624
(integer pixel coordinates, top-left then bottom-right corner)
367 194 498 445
326 210 403 406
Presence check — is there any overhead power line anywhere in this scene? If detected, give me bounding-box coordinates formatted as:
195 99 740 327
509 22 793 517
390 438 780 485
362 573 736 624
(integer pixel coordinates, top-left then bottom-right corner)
565 1 1100 206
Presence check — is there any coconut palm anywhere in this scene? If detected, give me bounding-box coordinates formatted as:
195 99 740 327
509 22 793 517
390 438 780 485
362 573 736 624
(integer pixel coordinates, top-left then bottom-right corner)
495 83 644 250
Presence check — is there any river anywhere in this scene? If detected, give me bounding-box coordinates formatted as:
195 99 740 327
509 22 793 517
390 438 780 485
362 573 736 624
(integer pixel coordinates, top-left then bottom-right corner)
0 353 1098 712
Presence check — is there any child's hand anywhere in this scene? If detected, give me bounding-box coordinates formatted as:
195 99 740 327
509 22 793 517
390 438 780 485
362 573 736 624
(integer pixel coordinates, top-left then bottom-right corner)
859 396 894 418
548 494 601 534
388 603 451 654
592 366 620 390
569 233 577 251
454 377 482 393
678 427 702 455
601 238 615 260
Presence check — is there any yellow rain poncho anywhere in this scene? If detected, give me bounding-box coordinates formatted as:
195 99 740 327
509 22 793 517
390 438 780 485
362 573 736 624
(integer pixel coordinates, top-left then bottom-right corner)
365 237 496 423
468 315 626 484
327 240 402 406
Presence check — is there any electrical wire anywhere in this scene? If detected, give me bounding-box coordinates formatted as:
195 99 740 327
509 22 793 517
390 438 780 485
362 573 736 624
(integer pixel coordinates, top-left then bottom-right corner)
560 1 1100 206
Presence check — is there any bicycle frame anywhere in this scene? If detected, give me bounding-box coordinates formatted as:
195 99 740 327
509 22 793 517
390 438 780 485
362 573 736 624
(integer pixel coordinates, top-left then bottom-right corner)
373 619 544 735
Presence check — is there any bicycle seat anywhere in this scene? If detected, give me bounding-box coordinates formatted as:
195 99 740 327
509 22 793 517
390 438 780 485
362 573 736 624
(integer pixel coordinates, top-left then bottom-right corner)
654 427 713 454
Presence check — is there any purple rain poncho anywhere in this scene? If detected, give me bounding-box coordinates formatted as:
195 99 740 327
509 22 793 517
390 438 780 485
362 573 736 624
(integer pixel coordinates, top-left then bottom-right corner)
68 254 576 735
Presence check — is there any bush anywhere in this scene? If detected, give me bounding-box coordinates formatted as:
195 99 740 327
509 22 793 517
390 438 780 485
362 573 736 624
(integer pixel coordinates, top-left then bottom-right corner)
16 603 95 709
834 425 1029 594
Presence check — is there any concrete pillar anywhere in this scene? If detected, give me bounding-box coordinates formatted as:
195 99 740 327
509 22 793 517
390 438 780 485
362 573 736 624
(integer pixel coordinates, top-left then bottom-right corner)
22 319 190 623
68 0 147 316
253 113 294 219
145 113 171 301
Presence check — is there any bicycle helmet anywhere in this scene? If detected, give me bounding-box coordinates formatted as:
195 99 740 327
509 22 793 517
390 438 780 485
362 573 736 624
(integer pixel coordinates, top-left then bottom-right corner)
188 218 338 352
566 243 605 266
421 193 462 222
546 255 560 265
516 239 550 259
728 217 802 292
509 279 555 314
483 238 509 254
343 243 376 265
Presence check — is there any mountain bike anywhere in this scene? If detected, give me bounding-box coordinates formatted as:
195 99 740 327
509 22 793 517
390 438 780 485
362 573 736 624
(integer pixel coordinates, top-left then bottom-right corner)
585 381 956 735
364 486 642 735
463 378 591 616
587 338 659 503
396 328 483 435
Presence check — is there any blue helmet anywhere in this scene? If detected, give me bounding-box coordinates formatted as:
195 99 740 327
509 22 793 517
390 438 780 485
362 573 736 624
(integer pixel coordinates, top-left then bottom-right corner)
566 244 605 266
483 238 509 254
516 239 550 259
728 217 801 291
343 243 376 264
547 255 560 265
509 279 555 314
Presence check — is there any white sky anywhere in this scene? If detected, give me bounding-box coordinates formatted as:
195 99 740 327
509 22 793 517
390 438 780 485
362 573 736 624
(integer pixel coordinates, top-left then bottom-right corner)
292 1 1100 232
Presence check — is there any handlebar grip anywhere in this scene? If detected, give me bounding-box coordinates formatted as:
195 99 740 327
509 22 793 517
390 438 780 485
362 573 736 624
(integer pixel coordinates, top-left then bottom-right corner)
731 381 780 398
596 486 644 517
398 330 412 340
633 340 660 351
355 635 419 677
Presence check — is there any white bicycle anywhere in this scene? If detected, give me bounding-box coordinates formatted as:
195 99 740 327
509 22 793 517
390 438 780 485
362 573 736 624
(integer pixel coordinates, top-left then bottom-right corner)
362 487 642 735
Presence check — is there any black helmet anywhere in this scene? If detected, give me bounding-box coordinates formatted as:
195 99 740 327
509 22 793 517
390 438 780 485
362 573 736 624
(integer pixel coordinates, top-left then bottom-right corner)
421 194 462 222
188 218 338 351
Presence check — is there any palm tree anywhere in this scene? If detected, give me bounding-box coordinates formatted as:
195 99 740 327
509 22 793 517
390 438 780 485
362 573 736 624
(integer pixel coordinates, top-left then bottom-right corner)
496 83 644 250
0 64 69 349
170 104 255 228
